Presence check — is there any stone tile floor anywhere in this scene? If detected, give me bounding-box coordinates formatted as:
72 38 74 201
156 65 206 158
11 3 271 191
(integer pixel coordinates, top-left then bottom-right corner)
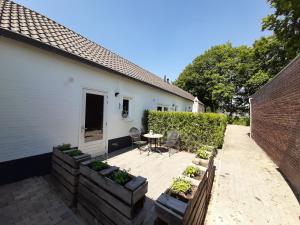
0 176 84 225
205 125 300 225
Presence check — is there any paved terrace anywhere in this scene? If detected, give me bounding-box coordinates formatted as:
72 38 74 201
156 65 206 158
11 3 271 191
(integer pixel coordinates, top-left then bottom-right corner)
205 125 300 225
107 148 196 224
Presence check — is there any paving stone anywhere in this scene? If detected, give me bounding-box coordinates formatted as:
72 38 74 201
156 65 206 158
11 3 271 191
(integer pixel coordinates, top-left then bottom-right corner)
205 125 300 225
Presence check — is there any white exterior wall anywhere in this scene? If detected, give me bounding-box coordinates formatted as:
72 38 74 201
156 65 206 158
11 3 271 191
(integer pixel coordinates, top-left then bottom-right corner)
0 37 192 162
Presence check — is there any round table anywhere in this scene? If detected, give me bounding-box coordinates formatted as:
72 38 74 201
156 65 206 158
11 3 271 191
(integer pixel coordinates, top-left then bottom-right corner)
143 133 163 153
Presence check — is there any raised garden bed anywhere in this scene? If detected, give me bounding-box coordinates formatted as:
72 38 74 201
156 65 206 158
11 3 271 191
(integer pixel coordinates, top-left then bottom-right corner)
78 159 148 225
166 178 197 203
183 165 205 181
51 144 91 206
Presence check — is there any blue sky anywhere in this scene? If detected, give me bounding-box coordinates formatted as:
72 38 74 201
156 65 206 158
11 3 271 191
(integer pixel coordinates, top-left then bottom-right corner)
15 0 273 81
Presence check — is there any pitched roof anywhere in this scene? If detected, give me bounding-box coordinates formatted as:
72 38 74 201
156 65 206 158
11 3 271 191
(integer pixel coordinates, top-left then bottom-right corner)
0 0 194 101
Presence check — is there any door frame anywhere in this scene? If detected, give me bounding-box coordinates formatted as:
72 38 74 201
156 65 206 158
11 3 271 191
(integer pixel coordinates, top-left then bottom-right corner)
79 88 108 155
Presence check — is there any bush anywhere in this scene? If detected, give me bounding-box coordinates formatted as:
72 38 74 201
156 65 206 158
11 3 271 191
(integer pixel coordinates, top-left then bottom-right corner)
148 111 227 151
198 145 215 152
66 149 83 157
196 149 209 159
110 170 131 186
228 116 250 126
56 143 72 151
183 166 200 178
89 161 109 171
170 178 192 194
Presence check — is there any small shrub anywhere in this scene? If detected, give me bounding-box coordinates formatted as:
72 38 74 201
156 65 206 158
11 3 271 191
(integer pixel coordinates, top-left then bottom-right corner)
196 148 209 159
183 166 200 178
56 143 71 151
110 170 131 186
170 178 192 194
89 161 109 171
66 149 83 157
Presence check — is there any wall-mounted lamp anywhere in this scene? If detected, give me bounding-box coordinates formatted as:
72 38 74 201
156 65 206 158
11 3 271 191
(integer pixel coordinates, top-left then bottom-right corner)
115 91 120 97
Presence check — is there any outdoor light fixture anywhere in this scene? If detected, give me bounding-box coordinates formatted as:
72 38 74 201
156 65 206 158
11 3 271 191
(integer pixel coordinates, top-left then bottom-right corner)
115 91 120 97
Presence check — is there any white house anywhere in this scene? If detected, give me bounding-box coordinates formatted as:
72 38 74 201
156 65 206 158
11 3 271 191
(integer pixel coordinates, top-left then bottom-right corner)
0 1 202 182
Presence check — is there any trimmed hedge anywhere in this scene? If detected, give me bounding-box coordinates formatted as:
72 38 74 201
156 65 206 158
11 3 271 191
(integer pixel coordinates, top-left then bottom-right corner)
148 111 227 151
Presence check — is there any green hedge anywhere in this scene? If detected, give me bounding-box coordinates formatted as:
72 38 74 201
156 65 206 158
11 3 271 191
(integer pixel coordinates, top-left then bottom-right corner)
148 111 227 151
228 116 250 126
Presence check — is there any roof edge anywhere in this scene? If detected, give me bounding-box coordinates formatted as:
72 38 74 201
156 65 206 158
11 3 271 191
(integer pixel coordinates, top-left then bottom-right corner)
0 28 195 102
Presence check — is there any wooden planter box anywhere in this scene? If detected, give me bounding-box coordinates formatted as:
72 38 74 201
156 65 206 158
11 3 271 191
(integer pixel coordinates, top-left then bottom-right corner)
78 160 148 225
51 147 91 206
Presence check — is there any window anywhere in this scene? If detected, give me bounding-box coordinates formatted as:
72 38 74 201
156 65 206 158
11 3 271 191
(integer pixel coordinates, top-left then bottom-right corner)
157 105 168 112
122 98 129 118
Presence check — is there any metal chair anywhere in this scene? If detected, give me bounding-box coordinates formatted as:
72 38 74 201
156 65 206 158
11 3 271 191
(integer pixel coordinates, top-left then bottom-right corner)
129 127 147 154
162 130 180 156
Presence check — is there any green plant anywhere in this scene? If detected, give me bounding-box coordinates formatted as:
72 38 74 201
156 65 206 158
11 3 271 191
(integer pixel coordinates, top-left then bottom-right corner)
183 166 200 178
170 178 192 194
66 149 83 157
148 111 227 151
110 170 131 186
196 148 209 159
89 161 109 171
199 145 215 152
56 143 71 151
228 116 250 126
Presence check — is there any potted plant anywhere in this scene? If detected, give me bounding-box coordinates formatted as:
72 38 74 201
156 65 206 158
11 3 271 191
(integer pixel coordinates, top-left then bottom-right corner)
167 178 197 203
183 165 204 181
192 146 211 167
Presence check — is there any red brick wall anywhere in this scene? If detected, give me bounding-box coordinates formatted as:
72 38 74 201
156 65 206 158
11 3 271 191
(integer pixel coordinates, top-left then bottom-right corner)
251 55 300 194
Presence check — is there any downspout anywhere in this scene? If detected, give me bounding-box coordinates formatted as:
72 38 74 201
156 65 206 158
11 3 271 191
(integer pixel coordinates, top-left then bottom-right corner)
249 97 253 138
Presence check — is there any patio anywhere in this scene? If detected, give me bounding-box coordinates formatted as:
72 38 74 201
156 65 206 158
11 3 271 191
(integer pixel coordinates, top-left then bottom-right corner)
106 147 196 224
0 147 197 225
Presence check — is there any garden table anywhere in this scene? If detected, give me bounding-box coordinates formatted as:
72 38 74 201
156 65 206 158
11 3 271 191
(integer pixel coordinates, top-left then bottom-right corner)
143 133 163 154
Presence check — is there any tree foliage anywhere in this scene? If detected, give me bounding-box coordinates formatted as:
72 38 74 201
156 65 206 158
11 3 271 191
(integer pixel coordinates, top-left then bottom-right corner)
262 0 300 58
175 36 291 114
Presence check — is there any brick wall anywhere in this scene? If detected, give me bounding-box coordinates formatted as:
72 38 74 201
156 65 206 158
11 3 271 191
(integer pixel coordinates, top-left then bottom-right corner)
251 55 300 194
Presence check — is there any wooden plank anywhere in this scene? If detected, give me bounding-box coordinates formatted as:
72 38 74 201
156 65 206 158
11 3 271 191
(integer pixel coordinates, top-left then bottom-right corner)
79 175 133 219
99 166 119 176
156 193 187 216
52 161 78 185
78 184 144 225
125 176 146 191
50 174 75 207
53 148 78 168
77 203 98 225
132 181 148 205
52 155 78 176
73 154 91 161
52 170 77 193
80 164 132 205
78 196 115 225
155 201 183 225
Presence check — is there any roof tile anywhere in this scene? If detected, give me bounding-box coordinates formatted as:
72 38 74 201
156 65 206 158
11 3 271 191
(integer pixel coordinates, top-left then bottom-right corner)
0 0 194 101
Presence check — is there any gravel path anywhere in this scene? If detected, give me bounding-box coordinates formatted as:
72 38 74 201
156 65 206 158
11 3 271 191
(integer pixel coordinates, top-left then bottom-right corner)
205 125 300 225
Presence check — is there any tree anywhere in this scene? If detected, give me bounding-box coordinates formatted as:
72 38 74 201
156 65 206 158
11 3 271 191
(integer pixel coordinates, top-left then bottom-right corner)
262 0 300 59
175 43 254 115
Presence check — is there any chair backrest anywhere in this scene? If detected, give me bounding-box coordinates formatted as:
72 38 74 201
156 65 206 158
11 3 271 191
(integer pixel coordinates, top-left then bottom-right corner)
129 127 141 142
166 130 179 146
